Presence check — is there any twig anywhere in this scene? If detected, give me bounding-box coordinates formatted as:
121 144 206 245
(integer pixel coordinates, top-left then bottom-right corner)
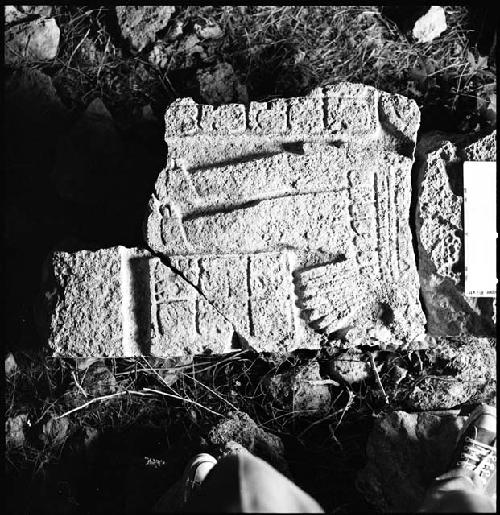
71 371 88 398
369 352 389 404
66 27 91 68
142 388 223 417
183 372 240 413
54 390 152 420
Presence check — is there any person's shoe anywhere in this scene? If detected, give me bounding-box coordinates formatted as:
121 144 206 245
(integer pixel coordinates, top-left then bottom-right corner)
181 452 218 504
438 403 496 498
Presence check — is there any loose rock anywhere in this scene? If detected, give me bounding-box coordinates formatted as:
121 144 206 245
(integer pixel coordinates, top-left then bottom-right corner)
406 337 497 410
357 410 466 512
6 414 29 448
5 352 18 378
5 17 60 64
208 411 289 476
328 350 370 384
4 5 53 25
194 19 223 40
412 6 447 44
41 417 69 445
116 6 176 52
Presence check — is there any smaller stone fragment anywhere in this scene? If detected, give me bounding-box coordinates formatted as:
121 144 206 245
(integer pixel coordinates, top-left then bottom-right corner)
412 6 447 43
5 5 53 24
6 414 29 448
81 361 119 397
5 17 60 64
194 19 223 40
328 350 370 384
41 417 69 445
5 352 18 378
208 411 289 476
116 6 176 52
406 337 497 410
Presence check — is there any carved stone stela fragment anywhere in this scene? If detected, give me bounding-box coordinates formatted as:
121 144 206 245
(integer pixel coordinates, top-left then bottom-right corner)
46 83 426 357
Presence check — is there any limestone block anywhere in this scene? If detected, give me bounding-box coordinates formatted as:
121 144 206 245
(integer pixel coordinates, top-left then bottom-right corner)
45 247 302 356
148 147 425 348
48 247 123 356
148 85 425 350
415 131 496 336
162 82 420 169
357 411 466 512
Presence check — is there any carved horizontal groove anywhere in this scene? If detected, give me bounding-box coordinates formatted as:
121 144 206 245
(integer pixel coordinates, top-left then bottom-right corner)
181 188 349 222
188 150 283 173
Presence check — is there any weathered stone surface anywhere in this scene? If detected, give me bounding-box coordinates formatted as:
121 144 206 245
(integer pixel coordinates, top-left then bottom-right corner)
5 17 60 64
412 6 447 43
44 246 303 356
327 350 371 384
4 5 53 25
162 84 419 168
5 352 18 378
406 337 497 410
47 247 124 356
415 131 496 337
6 414 30 448
357 410 466 512
116 6 175 52
208 411 289 476
146 83 426 351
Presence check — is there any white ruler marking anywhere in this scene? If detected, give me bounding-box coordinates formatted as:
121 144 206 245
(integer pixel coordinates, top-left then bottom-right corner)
464 161 497 297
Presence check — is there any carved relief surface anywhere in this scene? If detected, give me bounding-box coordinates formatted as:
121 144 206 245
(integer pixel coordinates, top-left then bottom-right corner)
45 83 426 356
147 82 426 352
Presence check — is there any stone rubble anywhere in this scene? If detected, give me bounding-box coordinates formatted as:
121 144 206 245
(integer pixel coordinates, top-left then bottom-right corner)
116 6 176 52
406 336 497 410
415 130 496 337
4 5 53 25
412 6 448 44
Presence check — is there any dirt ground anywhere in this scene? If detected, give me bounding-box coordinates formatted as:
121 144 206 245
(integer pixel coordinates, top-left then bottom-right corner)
4 6 497 513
